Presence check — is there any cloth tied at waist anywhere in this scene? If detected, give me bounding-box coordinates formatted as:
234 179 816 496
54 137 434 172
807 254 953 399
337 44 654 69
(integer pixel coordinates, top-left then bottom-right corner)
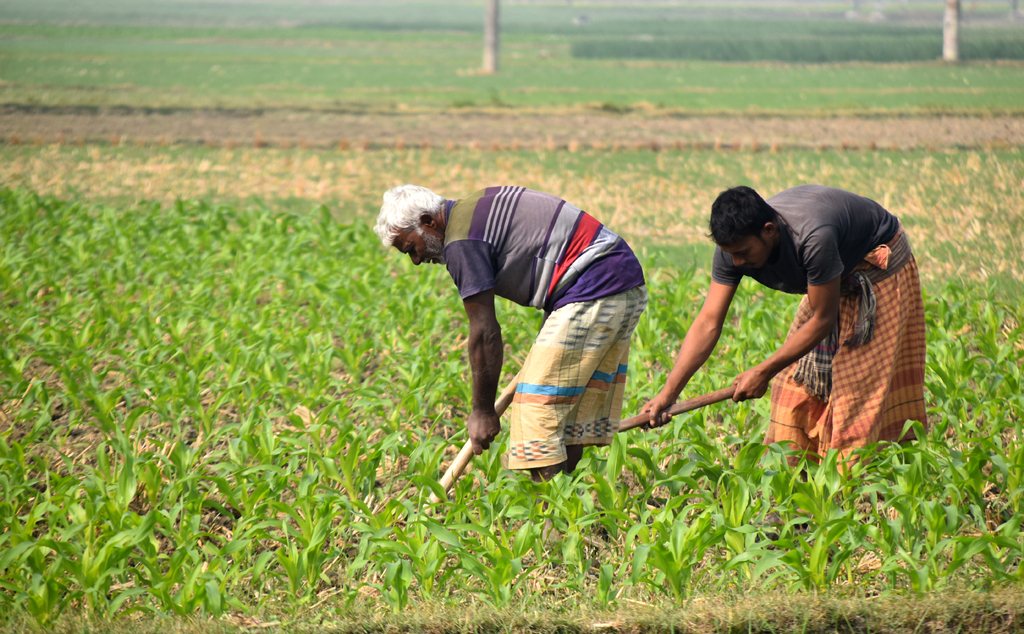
792 227 912 402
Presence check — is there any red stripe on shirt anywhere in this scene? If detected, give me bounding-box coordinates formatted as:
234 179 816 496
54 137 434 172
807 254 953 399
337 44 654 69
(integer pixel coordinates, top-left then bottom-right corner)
549 213 601 296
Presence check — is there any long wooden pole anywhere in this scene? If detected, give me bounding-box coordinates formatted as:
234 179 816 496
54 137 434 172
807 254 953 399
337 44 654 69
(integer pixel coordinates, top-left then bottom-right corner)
482 0 500 74
943 0 960 62
431 385 735 501
617 386 735 433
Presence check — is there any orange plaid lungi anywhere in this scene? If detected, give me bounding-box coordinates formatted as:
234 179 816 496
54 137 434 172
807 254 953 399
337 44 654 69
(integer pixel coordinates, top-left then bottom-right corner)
764 239 927 461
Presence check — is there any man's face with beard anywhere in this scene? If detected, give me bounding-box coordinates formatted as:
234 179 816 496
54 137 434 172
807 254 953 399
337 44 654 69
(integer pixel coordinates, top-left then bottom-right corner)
394 224 446 266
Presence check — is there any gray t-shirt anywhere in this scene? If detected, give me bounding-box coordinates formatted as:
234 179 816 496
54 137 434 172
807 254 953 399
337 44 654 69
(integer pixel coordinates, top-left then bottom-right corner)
711 185 900 294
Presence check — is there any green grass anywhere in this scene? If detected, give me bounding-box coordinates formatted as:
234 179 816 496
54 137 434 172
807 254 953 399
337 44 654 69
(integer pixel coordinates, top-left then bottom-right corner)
2 3 1024 114
0 180 1023 625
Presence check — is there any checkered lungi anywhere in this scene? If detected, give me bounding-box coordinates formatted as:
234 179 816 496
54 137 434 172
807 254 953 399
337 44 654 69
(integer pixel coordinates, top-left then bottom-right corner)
504 285 647 470
764 236 927 462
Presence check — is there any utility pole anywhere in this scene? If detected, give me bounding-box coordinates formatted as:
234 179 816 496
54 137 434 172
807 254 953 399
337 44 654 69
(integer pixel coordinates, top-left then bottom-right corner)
846 0 861 20
870 0 886 22
483 0 500 74
943 0 960 62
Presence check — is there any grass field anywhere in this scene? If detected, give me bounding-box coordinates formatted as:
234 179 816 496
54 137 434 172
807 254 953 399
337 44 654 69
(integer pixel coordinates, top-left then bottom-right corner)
2 0 1021 32
1 141 1023 629
2 1 1024 114
2 1 1024 630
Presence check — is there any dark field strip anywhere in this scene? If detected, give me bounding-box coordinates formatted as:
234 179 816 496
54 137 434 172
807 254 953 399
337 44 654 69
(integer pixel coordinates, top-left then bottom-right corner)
573 33 1024 63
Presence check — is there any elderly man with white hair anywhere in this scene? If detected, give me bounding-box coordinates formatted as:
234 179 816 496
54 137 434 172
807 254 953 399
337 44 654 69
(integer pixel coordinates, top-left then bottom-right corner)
374 185 647 482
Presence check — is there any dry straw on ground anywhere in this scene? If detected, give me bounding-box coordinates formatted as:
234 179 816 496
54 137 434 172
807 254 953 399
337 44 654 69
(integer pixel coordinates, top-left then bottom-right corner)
7 587 1024 633
1 144 1021 289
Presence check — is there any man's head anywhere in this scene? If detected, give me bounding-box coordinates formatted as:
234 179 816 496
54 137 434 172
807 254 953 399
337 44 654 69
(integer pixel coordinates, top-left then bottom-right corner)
374 185 448 266
709 186 780 268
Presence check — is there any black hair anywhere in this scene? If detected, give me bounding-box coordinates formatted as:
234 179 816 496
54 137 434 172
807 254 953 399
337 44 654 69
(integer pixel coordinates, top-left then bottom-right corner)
708 186 776 245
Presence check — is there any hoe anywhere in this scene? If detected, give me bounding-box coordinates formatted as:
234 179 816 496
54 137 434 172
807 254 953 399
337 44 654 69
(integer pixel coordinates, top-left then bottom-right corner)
430 381 735 503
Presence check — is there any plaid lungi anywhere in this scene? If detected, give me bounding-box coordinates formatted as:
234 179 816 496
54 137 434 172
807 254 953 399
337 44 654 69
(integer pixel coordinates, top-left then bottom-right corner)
504 285 647 470
764 245 927 462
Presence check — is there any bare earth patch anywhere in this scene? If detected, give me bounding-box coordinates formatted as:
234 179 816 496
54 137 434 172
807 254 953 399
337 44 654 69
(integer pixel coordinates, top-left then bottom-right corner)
1 106 1022 150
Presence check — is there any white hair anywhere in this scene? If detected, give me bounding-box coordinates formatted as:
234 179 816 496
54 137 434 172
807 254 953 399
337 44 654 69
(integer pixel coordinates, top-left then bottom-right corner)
373 185 446 247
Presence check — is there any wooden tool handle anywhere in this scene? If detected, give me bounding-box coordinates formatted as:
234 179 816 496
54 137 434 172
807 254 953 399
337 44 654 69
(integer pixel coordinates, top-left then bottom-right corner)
430 384 733 503
617 386 736 433
431 378 518 502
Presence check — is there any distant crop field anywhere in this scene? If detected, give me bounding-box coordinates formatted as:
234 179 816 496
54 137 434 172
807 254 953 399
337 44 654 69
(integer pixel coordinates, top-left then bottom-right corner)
573 31 1024 63
2 1 1024 114
567 11 1024 63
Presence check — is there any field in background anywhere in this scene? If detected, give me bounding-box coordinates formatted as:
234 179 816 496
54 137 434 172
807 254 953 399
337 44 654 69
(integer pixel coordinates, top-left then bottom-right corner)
2 1 1024 114
572 30 1024 63
2 143 1021 297
2 0 1021 32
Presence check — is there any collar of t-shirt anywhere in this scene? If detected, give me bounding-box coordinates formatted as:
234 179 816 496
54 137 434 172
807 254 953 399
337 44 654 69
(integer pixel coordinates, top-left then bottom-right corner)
766 215 792 267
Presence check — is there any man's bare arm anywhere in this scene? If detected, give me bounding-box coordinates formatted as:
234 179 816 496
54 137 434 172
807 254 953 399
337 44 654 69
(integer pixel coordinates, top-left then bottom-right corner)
641 281 737 424
463 290 503 454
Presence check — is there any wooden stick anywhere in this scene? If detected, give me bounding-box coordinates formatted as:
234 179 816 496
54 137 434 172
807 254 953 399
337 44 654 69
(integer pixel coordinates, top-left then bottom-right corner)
430 384 734 502
430 378 519 503
617 386 736 432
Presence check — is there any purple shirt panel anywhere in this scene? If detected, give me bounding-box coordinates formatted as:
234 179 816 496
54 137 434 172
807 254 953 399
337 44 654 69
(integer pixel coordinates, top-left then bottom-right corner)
444 240 496 299
548 239 646 311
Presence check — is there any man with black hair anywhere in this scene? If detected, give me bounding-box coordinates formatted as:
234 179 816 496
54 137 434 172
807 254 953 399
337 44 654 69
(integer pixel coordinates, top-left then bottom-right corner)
641 185 926 462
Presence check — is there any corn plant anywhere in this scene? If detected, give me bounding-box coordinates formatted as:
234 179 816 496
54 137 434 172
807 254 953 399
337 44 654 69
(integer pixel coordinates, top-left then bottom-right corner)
2 184 1024 622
